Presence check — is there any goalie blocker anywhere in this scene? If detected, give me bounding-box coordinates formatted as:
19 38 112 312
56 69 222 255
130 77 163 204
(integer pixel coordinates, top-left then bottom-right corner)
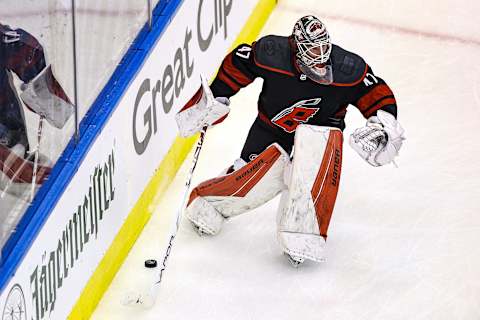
20 65 75 129
185 125 343 263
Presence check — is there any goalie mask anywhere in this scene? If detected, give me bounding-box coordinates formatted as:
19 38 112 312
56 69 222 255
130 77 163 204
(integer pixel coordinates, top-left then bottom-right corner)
292 15 333 85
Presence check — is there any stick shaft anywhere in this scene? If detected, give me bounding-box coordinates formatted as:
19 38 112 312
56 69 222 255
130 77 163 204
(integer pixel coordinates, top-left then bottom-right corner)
157 127 207 285
30 116 45 201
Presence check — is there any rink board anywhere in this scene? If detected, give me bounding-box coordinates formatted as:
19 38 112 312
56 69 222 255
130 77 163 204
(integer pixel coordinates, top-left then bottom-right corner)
0 0 276 319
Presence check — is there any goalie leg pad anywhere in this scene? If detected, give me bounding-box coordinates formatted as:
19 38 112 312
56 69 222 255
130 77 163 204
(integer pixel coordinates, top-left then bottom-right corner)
280 229 327 263
185 143 290 235
186 196 226 235
277 125 343 262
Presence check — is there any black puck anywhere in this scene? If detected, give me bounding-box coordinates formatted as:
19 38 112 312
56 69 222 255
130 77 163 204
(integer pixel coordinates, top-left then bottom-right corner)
144 259 158 268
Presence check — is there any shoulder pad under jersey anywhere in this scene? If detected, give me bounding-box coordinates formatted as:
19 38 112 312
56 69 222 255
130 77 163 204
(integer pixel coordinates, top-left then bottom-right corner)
253 35 296 76
330 44 368 86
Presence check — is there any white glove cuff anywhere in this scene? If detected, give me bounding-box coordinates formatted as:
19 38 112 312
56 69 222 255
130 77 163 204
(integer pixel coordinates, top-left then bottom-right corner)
350 110 405 166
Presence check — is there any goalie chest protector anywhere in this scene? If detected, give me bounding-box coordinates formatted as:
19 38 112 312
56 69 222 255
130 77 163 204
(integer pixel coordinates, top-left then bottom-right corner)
229 35 380 137
253 35 367 86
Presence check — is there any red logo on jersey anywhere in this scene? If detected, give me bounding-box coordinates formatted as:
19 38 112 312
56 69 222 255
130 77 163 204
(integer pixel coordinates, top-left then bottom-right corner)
271 98 322 133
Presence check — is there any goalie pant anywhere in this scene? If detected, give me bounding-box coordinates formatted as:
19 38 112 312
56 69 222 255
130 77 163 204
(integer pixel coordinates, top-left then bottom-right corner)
185 124 343 262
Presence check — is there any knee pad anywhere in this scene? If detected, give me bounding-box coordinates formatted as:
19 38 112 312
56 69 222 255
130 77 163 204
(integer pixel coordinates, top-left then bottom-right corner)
186 143 290 235
277 125 343 262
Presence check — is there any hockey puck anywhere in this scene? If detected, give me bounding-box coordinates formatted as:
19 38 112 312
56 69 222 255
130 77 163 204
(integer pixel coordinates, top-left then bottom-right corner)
144 259 158 268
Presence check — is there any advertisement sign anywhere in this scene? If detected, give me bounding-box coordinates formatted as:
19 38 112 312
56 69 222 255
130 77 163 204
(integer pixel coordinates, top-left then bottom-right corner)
1 132 126 320
127 0 257 206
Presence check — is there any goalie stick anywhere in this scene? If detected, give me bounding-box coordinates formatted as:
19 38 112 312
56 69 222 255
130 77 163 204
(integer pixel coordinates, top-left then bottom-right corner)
122 127 206 308
122 82 209 308
30 115 45 201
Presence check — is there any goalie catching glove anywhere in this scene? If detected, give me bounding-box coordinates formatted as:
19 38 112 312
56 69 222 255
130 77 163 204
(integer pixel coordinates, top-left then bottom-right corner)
175 75 230 137
349 110 405 167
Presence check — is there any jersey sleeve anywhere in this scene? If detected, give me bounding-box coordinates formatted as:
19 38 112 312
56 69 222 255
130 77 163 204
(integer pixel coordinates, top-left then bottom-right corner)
1 24 46 83
350 65 398 119
210 43 261 98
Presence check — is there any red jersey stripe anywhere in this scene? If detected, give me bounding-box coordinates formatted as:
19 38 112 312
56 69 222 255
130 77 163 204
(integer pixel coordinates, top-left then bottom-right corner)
363 97 397 118
356 84 394 112
223 53 254 86
218 69 241 92
258 111 276 128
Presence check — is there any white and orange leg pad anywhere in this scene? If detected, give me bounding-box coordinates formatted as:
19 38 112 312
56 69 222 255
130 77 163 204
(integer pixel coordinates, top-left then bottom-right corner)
185 143 290 235
277 125 343 262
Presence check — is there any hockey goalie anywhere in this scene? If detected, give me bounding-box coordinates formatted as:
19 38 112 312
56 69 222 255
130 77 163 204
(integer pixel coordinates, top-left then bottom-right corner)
176 16 405 266
0 23 74 198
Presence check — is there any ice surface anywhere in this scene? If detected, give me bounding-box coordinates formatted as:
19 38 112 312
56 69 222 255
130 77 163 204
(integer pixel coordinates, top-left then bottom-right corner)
93 2 480 319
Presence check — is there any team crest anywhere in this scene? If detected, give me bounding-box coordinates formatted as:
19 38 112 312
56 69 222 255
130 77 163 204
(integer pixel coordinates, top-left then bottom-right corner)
271 98 322 133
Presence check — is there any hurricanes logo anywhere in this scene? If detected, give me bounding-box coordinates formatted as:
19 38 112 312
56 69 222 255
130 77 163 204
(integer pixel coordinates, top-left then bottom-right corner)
2 284 27 320
271 98 322 133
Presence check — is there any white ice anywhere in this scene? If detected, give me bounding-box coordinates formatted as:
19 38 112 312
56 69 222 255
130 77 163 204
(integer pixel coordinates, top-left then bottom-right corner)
93 2 480 319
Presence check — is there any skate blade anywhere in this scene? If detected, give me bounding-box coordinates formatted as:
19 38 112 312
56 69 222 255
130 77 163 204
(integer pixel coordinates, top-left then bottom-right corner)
284 253 305 268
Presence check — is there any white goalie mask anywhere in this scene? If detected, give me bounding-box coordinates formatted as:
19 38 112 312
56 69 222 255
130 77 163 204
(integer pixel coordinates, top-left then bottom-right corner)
292 15 333 85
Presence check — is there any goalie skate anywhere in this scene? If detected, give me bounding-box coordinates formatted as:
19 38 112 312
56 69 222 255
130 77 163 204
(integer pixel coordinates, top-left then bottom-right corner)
284 252 305 267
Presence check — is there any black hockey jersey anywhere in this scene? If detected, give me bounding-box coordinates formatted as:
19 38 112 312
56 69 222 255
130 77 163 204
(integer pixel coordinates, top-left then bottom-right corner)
211 35 397 137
